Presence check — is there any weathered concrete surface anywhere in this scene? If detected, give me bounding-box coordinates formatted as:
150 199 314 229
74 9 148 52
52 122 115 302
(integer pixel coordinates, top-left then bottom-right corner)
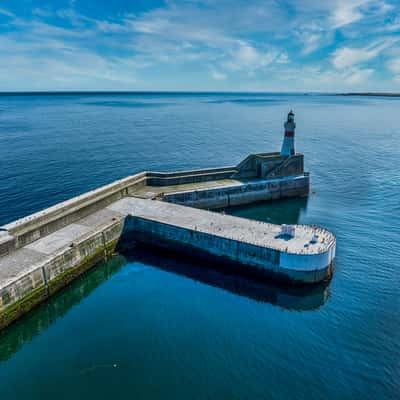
161 175 309 209
109 198 334 256
0 151 334 331
0 209 124 330
0 208 123 289
133 178 242 199
109 198 335 284
0 172 147 257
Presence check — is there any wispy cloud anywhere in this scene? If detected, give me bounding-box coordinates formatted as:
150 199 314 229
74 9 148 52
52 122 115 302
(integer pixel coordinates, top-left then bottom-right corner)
330 0 393 29
0 7 14 17
332 38 398 69
331 0 365 28
387 57 400 73
345 68 375 84
210 69 227 81
0 1 399 91
226 42 279 71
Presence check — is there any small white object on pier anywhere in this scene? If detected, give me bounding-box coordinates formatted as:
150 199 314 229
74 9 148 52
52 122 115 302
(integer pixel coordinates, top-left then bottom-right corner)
281 224 296 238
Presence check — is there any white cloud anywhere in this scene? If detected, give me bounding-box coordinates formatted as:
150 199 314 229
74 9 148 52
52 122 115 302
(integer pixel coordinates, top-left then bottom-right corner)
32 8 52 18
276 52 289 64
130 17 168 35
345 68 374 84
0 17 138 91
95 20 129 33
294 19 331 55
0 50 138 91
332 39 398 69
332 47 378 69
227 41 277 70
0 1 399 91
380 16 400 32
292 0 393 55
331 0 365 29
302 33 323 55
330 0 393 29
0 7 14 17
210 70 227 81
387 58 400 73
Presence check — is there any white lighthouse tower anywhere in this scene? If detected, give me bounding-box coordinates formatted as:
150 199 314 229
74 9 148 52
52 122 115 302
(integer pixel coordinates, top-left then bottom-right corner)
280 110 296 156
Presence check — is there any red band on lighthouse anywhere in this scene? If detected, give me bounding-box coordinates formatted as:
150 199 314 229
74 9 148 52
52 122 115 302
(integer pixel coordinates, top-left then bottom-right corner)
285 131 295 137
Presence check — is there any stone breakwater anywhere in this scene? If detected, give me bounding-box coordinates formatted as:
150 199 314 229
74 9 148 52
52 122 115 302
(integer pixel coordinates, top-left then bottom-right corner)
0 152 336 330
113 198 335 283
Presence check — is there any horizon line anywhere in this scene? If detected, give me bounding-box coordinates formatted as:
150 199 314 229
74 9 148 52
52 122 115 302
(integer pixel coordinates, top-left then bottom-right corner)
0 91 399 96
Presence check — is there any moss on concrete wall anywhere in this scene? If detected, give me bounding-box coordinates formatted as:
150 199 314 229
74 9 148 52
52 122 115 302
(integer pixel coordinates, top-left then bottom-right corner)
0 237 119 331
0 285 49 331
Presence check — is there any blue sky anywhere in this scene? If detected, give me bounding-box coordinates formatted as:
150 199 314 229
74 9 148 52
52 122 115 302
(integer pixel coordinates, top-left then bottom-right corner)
1 0 400 91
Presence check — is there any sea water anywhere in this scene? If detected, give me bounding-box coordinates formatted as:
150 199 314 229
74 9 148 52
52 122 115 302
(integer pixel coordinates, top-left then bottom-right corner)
0 93 399 399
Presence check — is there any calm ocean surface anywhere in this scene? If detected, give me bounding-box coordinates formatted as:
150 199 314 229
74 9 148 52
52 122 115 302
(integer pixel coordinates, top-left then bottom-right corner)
0 93 399 399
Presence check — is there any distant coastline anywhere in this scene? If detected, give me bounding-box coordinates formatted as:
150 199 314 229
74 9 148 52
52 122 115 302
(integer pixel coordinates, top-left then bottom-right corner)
339 92 400 97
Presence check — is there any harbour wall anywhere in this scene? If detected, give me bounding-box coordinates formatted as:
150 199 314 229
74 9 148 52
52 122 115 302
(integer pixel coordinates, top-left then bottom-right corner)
162 175 309 209
146 166 237 186
0 173 147 257
0 166 239 257
0 218 124 330
120 211 333 285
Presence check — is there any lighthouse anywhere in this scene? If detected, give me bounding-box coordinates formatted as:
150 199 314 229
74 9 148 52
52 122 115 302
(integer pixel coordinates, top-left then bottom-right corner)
280 110 296 156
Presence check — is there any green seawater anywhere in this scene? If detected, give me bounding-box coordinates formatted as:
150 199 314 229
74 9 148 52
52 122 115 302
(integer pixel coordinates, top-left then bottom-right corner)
0 93 399 399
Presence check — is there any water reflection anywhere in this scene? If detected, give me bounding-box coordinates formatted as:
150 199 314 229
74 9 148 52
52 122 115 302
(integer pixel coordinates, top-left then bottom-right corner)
0 256 126 361
225 196 309 225
123 244 330 312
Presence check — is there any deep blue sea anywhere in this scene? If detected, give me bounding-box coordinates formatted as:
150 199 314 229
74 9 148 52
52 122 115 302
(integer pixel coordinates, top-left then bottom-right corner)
0 93 399 399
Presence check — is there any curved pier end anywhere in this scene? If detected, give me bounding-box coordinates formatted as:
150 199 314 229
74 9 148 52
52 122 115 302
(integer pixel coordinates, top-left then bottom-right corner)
276 225 336 284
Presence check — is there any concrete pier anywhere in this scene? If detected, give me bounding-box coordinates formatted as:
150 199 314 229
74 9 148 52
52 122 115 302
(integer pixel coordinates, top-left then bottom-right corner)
113 198 335 283
0 151 336 331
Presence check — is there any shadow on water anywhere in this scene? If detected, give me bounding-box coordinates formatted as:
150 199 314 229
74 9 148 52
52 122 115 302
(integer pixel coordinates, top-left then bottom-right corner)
0 255 126 362
224 196 309 225
121 243 330 313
